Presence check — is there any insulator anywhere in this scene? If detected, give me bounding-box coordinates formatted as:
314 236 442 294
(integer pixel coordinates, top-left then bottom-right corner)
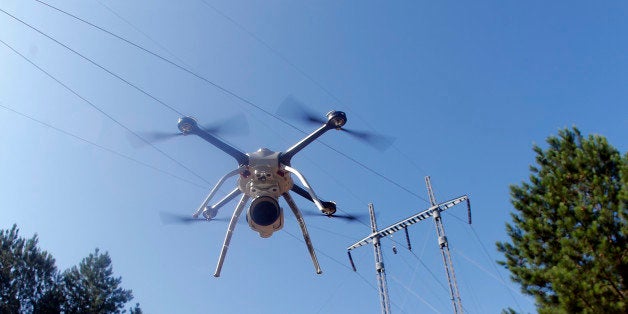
376 262 385 272
438 236 448 247
347 251 357 272
467 198 472 224
404 228 412 251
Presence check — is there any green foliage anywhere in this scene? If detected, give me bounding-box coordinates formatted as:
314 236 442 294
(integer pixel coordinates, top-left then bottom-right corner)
62 249 134 314
129 303 142 314
0 224 61 313
497 127 627 313
0 225 140 314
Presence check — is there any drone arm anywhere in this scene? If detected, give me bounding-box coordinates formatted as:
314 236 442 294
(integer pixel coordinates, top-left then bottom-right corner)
193 168 242 218
214 194 250 277
191 127 249 165
282 192 322 274
290 184 317 203
279 124 332 164
202 188 242 219
290 184 336 212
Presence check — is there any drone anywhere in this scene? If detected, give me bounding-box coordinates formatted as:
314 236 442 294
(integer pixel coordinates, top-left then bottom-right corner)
159 103 388 277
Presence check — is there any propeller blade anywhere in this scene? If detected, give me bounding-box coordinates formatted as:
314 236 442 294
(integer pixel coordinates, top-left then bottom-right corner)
144 131 183 142
302 209 365 222
200 113 249 137
126 131 181 148
277 95 326 125
340 128 395 151
159 212 226 225
132 113 249 147
277 95 395 151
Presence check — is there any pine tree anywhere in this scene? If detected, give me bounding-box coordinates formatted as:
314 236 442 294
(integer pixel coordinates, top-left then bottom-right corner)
62 249 134 314
497 127 627 313
0 224 62 313
1 225 141 313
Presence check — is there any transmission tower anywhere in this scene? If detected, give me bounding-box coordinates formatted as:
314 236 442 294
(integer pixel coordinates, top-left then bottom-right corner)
425 176 465 313
347 203 392 314
347 176 471 314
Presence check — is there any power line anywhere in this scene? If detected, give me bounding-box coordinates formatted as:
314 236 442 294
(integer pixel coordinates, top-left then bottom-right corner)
197 0 431 178
283 229 408 314
0 102 207 190
0 7 184 116
282 229 375 289
389 274 442 314
5 2 381 226
468 226 524 313
395 248 450 310
92 0 191 69
384 231 450 295
0 37 211 186
27 0 430 204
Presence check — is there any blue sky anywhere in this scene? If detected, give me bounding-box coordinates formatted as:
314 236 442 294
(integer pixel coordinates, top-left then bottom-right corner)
1 1 626 313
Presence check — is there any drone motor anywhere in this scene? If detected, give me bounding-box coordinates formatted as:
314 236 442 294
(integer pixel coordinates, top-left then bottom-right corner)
326 110 347 129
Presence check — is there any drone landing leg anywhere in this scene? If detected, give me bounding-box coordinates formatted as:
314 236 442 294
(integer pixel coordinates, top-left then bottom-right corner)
193 168 241 218
282 192 322 274
283 165 326 213
213 194 250 277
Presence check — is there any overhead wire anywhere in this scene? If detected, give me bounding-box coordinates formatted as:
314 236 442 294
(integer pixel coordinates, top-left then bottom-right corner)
199 0 415 180
452 248 520 295
5 3 481 311
92 0 191 69
8 1 372 229
396 251 449 311
389 274 442 314
28 0 431 204
196 0 432 189
447 210 526 312
181 13 464 309
0 7 184 117
386 233 450 294
0 102 207 191
307 224 360 241
468 226 524 312
398 225 434 308
0 37 212 187
450 257 485 314
30 0 415 225
281 229 375 288
282 229 409 314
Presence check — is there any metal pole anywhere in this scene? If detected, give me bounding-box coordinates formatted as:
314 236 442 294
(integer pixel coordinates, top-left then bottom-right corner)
425 176 464 313
369 203 392 314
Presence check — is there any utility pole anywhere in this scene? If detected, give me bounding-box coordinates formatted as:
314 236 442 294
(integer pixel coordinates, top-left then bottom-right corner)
347 177 471 314
426 176 464 313
369 203 392 314
347 203 392 314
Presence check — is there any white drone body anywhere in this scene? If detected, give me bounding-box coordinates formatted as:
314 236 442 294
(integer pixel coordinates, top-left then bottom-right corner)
176 111 345 277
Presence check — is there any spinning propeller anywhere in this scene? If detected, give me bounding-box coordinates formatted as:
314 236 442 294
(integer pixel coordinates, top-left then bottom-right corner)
144 102 374 276
302 209 366 222
159 211 228 224
278 95 395 151
134 113 249 146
